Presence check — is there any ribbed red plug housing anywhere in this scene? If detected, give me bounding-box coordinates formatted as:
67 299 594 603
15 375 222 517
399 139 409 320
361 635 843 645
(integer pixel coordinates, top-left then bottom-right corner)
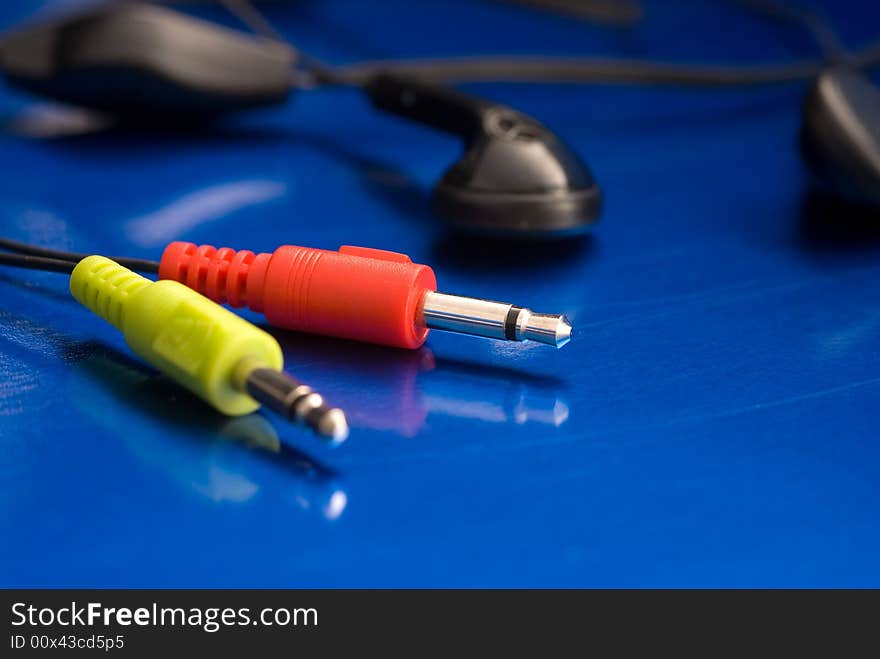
159 242 437 349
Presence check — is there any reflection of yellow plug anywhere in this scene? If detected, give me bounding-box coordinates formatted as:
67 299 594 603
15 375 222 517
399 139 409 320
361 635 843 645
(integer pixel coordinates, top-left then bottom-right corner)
69 256 347 441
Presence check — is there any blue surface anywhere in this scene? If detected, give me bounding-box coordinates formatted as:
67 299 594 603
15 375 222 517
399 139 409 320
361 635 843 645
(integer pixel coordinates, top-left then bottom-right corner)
1 0 879 587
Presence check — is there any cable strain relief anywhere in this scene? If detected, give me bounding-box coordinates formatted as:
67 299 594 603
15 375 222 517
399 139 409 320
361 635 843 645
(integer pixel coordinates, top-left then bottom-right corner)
159 241 260 308
246 252 272 313
69 255 151 331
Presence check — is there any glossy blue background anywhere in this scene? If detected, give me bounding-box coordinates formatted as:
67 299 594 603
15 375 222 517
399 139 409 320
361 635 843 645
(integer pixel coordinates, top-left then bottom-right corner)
1 0 878 587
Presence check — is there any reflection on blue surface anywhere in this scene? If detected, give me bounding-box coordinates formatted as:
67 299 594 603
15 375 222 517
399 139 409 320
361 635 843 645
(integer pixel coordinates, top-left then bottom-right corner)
124 180 288 247
270 330 570 437
0 0 879 587
67 346 347 521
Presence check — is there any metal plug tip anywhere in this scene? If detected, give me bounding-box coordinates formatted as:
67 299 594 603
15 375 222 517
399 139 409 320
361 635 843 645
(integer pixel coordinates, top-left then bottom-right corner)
556 317 572 349
318 408 349 445
243 367 350 442
520 312 573 348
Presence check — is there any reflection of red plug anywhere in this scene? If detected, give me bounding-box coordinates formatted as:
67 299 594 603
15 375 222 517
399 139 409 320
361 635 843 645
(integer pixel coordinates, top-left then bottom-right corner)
160 242 436 348
159 242 572 350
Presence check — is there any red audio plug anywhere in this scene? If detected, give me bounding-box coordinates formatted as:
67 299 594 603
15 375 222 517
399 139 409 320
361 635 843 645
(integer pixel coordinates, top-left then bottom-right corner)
159 242 572 350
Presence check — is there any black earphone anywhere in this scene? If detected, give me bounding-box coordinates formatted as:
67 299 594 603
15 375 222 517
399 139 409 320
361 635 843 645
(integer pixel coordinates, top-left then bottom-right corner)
0 3 294 115
365 75 601 236
800 68 880 209
0 2 601 238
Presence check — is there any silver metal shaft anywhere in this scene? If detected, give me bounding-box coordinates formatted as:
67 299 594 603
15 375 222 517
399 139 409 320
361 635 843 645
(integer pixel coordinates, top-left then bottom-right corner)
244 368 349 444
419 291 572 348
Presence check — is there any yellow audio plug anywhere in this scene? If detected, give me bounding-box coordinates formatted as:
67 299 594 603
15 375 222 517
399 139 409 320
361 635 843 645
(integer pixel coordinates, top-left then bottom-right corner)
69 255 348 443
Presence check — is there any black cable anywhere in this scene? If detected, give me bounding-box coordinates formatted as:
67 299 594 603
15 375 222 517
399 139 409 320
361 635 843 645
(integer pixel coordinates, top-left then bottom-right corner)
215 0 825 89
498 0 644 26
0 237 161 274
217 0 286 42
320 47 880 87
215 0 349 87
210 0 880 89
307 17 880 89
335 57 820 87
0 252 75 274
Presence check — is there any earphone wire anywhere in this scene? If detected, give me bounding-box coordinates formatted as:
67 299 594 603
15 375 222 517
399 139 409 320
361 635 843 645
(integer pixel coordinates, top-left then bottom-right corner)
216 0 285 41
215 0 347 87
0 237 160 274
217 0 879 89
0 251 76 274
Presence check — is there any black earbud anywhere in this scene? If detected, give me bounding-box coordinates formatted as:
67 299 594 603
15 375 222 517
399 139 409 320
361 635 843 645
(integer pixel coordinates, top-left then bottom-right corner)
0 3 293 116
801 68 880 209
366 75 602 238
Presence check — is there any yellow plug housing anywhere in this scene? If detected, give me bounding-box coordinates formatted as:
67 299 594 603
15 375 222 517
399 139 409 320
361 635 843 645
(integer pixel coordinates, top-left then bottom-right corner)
70 255 282 416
